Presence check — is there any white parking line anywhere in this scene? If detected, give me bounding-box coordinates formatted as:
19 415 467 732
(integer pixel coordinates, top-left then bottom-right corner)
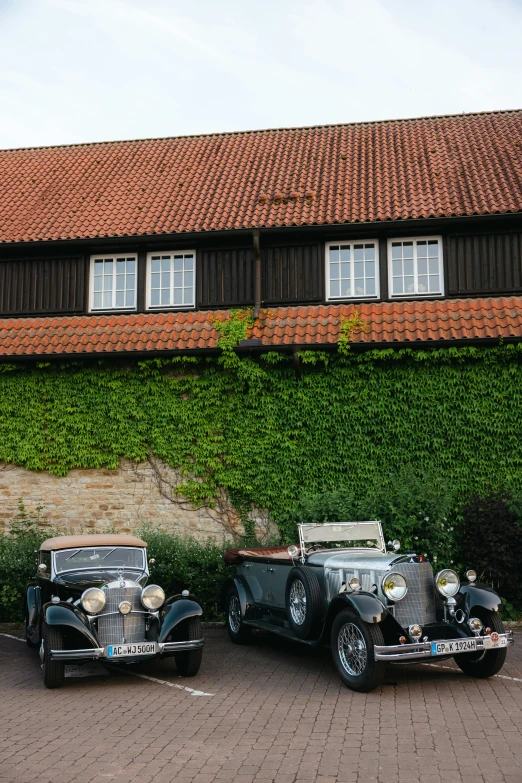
0 633 25 642
424 662 522 684
128 671 215 696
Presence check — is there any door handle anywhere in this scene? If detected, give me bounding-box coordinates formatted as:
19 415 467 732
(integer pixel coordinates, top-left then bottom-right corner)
267 567 274 572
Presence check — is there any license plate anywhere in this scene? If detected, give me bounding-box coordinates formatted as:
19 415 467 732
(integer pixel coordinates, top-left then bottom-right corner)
107 642 157 658
483 632 507 650
431 639 478 655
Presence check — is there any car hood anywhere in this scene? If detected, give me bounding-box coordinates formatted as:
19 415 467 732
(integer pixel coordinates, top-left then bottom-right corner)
53 569 148 590
307 550 405 572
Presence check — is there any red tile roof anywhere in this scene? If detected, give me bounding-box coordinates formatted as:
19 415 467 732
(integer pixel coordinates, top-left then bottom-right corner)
0 111 520 245
1 297 521 358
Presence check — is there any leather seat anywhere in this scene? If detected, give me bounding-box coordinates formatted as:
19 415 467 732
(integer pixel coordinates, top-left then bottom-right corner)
223 546 293 565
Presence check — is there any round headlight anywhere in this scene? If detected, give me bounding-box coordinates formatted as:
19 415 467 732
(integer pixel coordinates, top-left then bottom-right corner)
435 569 460 597
81 587 106 614
466 569 477 583
382 573 408 601
141 584 165 610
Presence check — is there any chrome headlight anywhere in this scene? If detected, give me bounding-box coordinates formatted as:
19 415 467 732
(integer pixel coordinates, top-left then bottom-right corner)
382 573 408 601
81 587 106 614
435 569 460 597
141 584 165 610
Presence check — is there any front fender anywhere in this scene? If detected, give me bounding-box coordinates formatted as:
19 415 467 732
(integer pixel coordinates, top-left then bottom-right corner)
327 592 388 625
26 584 41 644
220 575 255 621
158 599 202 643
44 603 100 648
459 584 503 614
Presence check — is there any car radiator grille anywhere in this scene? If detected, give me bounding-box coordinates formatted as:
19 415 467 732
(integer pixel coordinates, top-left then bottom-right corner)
390 562 437 627
97 585 146 646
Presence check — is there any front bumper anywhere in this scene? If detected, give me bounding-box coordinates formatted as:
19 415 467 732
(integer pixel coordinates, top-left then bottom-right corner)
50 639 204 661
374 631 514 662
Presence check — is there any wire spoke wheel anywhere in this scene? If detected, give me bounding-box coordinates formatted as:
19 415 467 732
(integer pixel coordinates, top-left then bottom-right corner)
289 579 307 626
338 622 368 676
228 595 241 634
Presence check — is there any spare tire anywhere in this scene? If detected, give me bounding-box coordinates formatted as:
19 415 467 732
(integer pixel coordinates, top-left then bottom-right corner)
285 566 322 640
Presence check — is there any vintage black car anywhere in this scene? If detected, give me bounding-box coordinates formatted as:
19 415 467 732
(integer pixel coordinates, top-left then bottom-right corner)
25 534 204 688
222 521 514 692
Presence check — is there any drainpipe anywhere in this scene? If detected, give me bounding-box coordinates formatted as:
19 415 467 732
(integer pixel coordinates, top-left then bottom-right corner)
253 229 261 319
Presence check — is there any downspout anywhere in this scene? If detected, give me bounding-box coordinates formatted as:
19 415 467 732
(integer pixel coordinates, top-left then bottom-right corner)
253 229 261 319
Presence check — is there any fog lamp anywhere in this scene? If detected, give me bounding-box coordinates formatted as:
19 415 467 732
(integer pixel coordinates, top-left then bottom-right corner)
81 587 106 614
468 617 483 635
466 569 477 583
349 577 361 591
435 569 460 598
119 601 132 615
408 624 422 640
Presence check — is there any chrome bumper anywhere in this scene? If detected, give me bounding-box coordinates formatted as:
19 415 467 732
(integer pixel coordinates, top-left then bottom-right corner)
50 639 204 661
374 631 514 662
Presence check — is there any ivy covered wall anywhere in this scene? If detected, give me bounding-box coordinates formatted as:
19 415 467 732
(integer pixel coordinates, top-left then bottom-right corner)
2 344 522 539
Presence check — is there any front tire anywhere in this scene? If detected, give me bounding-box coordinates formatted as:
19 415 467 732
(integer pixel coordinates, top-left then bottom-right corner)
174 616 203 677
41 623 65 689
226 587 252 644
455 609 507 679
331 609 386 692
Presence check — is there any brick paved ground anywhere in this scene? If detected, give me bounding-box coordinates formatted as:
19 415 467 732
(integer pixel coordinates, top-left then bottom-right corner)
0 629 521 783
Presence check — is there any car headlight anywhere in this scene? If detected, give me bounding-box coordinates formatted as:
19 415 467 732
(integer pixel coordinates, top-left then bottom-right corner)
141 584 165 610
382 573 408 601
81 587 106 614
435 569 460 598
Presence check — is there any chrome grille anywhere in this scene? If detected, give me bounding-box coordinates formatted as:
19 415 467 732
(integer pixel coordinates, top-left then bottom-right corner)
97 584 146 646
389 562 436 627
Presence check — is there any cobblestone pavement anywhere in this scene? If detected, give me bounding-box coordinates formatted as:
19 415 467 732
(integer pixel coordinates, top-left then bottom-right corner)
0 629 521 783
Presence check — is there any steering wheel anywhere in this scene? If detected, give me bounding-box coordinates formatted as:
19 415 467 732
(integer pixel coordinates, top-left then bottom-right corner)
305 543 324 553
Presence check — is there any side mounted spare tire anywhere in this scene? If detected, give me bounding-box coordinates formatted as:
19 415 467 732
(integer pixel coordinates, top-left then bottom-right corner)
285 566 322 640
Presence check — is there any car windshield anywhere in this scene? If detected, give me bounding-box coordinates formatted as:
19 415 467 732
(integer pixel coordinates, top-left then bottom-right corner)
54 546 145 573
299 522 385 552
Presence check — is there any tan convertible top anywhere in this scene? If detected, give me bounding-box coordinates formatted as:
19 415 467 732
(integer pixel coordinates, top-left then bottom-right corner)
40 534 147 551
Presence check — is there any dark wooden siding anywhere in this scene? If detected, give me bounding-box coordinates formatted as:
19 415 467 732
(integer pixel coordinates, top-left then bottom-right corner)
198 247 255 307
0 256 85 315
262 243 322 303
447 232 522 295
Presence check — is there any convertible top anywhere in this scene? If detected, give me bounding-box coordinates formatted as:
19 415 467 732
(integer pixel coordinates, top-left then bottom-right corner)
223 546 291 565
40 534 147 551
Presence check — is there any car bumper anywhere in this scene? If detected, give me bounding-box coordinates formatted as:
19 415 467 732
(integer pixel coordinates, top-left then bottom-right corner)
374 631 514 662
50 639 204 661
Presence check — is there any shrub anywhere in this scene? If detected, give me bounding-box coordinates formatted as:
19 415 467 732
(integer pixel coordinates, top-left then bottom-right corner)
461 490 522 607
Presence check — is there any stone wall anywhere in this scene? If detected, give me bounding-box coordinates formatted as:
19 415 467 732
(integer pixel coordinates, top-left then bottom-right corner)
0 459 272 541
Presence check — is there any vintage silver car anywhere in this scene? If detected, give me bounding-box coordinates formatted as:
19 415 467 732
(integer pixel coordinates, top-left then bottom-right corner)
25 534 204 688
222 521 514 692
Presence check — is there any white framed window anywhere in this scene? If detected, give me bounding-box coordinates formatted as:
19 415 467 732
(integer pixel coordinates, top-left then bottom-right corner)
146 251 195 309
89 255 137 311
325 241 379 300
388 237 444 297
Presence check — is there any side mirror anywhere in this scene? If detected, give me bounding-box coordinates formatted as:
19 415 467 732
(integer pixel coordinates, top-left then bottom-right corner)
38 563 47 573
148 558 156 566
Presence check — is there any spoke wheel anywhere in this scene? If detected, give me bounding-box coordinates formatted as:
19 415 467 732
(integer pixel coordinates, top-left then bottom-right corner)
331 609 386 692
289 580 307 626
285 567 322 640
226 587 252 644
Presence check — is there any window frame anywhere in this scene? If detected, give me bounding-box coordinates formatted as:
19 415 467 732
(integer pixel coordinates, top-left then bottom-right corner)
324 239 380 302
387 236 444 298
146 250 196 311
88 254 138 312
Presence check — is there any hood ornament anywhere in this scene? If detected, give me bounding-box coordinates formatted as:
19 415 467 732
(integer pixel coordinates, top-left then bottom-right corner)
117 568 125 588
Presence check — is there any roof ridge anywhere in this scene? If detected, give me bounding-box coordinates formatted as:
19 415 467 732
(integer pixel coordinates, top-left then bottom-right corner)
0 108 520 154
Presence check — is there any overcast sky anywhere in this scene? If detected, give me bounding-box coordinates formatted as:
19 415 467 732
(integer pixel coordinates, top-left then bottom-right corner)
0 0 521 149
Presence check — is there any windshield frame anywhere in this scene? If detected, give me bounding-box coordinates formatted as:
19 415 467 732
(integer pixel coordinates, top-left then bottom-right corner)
51 546 148 578
298 521 386 554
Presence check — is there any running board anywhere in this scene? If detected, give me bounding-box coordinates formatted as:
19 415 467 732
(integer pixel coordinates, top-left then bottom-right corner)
245 619 320 646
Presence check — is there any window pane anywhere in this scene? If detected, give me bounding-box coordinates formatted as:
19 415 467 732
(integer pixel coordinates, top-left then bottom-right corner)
116 274 125 290
418 275 428 293
127 259 136 273
330 280 340 297
173 288 182 305
185 271 193 287
330 263 340 280
151 258 161 273
366 278 375 296
393 277 403 294
116 260 126 273
174 272 183 288
429 275 440 291
161 289 170 305
93 292 102 308
161 258 171 272
340 262 350 279
418 258 428 275
354 283 364 296
403 244 413 259
329 246 340 262
404 259 414 277
94 276 102 292
392 260 402 277
161 272 170 288
184 287 194 305
353 245 364 261
341 279 351 297
405 276 414 293
151 289 160 306
104 260 113 273
184 256 194 271
151 274 160 289
125 291 135 307
115 291 125 307
428 257 438 274
340 247 350 263
391 244 403 260
174 257 184 271
428 241 439 256
103 291 112 308
365 261 375 277
354 262 364 278
417 241 427 257
364 245 375 260
126 274 135 291
94 260 103 274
